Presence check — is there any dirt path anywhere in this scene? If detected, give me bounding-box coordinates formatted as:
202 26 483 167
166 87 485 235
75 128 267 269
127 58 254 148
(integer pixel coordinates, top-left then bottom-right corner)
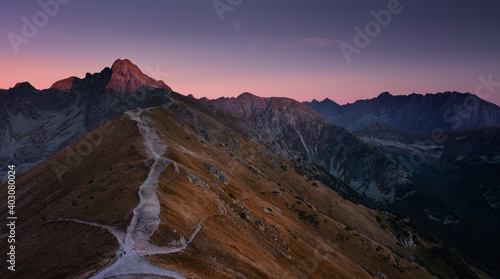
138 215 212 255
45 109 217 278
90 109 185 279
50 218 125 248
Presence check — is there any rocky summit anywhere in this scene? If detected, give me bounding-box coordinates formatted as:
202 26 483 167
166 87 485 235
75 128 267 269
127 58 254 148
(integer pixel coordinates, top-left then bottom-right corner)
106 59 171 93
0 59 172 177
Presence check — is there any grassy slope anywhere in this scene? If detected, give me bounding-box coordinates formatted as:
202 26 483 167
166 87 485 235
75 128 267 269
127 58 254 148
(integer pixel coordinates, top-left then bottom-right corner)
0 98 474 278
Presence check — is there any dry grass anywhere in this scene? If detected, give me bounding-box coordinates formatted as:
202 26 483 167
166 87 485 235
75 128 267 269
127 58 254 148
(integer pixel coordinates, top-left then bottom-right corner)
0 100 465 278
0 115 149 278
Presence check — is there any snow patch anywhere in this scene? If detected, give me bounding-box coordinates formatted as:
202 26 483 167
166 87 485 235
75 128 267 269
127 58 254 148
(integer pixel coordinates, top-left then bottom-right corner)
359 136 442 152
455 154 466 162
483 187 500 208
177 144 202 158
425 209 461 225
377 271 388 279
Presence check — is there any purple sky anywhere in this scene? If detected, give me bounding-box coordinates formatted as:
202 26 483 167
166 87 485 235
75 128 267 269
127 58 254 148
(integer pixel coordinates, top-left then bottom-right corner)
1 0 500 105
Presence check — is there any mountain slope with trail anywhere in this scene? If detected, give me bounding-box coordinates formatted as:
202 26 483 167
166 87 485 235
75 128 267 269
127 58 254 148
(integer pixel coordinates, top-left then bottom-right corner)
1 94 469 278
0 60 485 278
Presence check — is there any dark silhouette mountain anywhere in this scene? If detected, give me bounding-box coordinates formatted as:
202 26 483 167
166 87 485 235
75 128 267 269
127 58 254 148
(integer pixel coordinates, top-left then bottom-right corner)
306 97 340 113
0 82 38 101
0 59 172 176
355 123 500 275
304 92 500 132
356 124 500 218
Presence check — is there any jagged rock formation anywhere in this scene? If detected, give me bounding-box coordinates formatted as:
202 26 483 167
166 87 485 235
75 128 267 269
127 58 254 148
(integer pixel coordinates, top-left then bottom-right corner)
105 59 171 93
209 93 415 204
0 59 172 177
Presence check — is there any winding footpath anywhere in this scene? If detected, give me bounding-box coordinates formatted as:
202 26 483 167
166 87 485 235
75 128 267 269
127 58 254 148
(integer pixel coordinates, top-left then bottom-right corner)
44 109 214 278
90 109 190 279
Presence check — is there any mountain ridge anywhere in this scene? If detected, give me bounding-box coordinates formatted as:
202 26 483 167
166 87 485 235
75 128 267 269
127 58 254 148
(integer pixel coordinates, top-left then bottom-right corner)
0 59 173 177
304 91 500 132
47 59 172 93
210 92 416 204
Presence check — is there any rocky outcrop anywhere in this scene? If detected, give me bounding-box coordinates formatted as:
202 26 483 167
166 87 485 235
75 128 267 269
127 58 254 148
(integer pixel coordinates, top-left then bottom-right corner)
106 59 171 93
0 59 173 177
210 93 416 204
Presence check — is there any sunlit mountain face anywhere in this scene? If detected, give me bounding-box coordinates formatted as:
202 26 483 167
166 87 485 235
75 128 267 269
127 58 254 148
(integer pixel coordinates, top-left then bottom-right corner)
1 59 499 278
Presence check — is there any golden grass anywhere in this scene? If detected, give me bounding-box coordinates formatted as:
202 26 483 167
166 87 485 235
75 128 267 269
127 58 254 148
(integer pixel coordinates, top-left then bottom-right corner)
0 102 464 278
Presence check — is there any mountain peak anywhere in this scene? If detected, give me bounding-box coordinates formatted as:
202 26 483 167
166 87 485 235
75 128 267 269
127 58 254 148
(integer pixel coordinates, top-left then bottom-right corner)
105 59 172 93
4 82 38 99
238 92 259 99
13 81 36 91
377 91 392 98
50 76 78 92
110 58 138 72
321 98 339 105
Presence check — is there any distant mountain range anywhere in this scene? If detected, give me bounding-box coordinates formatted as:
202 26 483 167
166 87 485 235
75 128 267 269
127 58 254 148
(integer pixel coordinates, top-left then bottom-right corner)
1 59 498 278
355 123 500 272
209 93 415 205
304 92 500 132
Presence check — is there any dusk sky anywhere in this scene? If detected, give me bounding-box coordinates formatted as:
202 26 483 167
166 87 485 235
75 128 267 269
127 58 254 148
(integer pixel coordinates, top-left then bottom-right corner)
1 0 500 105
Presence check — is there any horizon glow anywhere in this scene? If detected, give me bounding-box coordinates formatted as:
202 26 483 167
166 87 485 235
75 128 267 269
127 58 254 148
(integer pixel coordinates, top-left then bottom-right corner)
1 0 499 106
